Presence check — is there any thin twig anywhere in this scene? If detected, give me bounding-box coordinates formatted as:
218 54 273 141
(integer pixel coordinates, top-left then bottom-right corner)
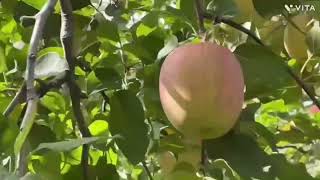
3 83 26 117
16 0 58 176
203 12 264 46
100 91 110 112
286 67 320 108
59 0 91 179
142 161 154 180
202 12 320 110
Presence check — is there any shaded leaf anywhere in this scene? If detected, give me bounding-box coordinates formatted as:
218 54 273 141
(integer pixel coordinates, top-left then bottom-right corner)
235 44 294 99
109 90 149 164
33 136 114 153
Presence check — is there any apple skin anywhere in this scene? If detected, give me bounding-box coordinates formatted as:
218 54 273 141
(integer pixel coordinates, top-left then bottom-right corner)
159 42 244 140
284 15 311 61
234 0 254 20
233 0 265 25
309 105 320 115
158 148 200 179
158 151 177 175
258 19 285 54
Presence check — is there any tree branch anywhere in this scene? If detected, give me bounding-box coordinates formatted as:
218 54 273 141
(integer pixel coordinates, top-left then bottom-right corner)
59 0 91 179
15 0 58 176
194 0 205 33
142 161 154 180
203 13 264 46
202 13 320 110
3 77 66 118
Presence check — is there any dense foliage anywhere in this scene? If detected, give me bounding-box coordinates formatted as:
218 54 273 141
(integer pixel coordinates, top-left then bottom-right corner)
0 0 320 179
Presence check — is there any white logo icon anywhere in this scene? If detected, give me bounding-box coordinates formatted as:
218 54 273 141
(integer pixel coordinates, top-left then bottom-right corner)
285 4 316 12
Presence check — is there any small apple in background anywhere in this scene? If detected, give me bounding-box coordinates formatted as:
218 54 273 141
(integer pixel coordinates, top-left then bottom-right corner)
284 14 312 61
233 0 265 25
309 105 320 115
158 151 177 176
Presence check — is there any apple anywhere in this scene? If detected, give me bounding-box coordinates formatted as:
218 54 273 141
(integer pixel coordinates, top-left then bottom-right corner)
159 42 244 140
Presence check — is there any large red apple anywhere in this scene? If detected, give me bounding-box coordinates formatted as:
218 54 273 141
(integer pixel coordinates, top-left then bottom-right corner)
159 42 244 140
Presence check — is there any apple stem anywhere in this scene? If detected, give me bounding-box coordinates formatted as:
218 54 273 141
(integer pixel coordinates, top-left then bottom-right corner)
200 140 209 175
179 137 203 169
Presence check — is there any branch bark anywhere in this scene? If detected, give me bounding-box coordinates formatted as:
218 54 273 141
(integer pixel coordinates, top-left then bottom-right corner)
203 13 264 46
194 0 205 34
17 0 58 176
59 0 91 179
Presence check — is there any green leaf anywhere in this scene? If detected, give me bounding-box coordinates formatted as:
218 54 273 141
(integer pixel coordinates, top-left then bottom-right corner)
307 21 320 56
269 154 314 180
0 114 19 155
0 46 7 73
33 136 114 153
206 133 313 180
97 20 120 42
168 162 200 180
21 0 90 11
21 0 46 10
136 23 157 37
62 165 83 180
14 103 38 156
258 20 285 55
0 166 19 180
40 92 66 113
0 96 12 114
1 0 18 13
1 18 17 34
178 0 198 31
71 0 90 10
109 90 149 164
124 29 164 64
28 124 57 149
88 120 109 136
37 47 64 58
157 35 179 60
31 152 61 180
205 134 274 179
94 67 123 89
207 0 239 17
235 44 294 99
209 159 239 179
94 158 120 180
20 173 43 180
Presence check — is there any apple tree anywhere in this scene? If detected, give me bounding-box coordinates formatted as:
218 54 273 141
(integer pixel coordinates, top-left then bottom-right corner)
0 0 320 179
